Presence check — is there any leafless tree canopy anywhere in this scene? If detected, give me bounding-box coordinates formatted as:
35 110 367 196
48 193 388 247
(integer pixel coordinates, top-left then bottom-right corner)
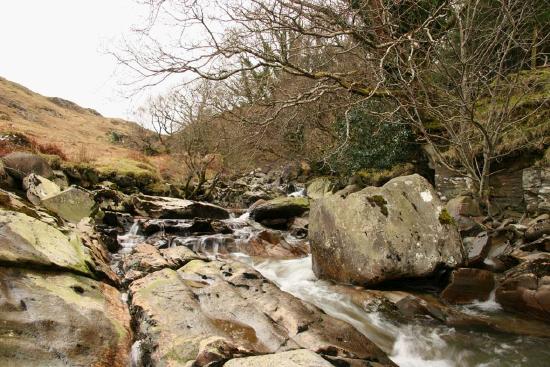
119 0 549 202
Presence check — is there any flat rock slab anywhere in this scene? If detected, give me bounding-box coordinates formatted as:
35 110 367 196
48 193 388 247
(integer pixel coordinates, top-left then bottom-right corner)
132 194 229 219
0 267 131 367
224 349 333 367
42 187 96 223
0 210 92 275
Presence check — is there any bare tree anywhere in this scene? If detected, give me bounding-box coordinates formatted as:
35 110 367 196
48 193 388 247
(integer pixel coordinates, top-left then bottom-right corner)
119 0 549 207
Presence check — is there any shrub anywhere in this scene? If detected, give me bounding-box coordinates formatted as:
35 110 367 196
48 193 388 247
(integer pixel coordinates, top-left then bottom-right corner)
36 143 67 160
0 131 67 160
329 100 417 175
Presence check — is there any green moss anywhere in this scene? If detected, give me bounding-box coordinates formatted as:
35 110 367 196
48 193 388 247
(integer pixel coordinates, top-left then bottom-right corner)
62 158 161 191
367 195 388 216
357 163 415 187
39 154 63 169
438 208 455 225
269 196 310 208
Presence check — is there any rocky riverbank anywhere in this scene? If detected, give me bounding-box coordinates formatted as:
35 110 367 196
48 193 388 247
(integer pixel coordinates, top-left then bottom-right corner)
1 152 549 366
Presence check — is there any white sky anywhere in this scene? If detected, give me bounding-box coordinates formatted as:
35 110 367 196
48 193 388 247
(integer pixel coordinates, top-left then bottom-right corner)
0 0 152 119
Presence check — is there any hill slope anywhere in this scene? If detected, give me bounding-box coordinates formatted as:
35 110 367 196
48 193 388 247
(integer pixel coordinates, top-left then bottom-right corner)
0 76 145 162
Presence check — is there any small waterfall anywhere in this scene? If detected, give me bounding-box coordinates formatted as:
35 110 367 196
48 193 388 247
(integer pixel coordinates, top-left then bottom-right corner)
117 220 145 254
288 188 305 197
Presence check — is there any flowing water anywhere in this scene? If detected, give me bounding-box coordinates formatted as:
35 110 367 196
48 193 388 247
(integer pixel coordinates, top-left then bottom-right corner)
233 254 550 367
117 216 550 367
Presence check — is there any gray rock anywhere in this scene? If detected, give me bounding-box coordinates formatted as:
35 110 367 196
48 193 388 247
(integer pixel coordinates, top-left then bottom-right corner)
0 267 131 367
42 187 96 223
250 197 309 228
224 349 333 367
523 167 550 214
309 174 465 286
306 177 336 200
23 173 61 205
131 194 229 220
463 232 491 265
1 152 53 180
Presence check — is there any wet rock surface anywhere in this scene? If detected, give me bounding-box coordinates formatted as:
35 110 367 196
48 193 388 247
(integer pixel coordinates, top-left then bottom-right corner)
250 196 309 228
496 256 550 322
440 268 495 304
128 259 394 366
1 167 550 367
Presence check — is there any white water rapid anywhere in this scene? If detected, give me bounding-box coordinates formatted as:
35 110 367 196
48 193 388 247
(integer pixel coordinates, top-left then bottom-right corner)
232 254 550 367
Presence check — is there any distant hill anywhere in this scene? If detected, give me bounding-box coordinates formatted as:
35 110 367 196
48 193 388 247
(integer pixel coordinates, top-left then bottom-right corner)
0 76 146 162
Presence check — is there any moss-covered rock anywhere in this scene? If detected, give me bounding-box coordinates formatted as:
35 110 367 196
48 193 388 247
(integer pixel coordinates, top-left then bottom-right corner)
306 176 337 200
41 187 97 223
309 174 464 286
0 210 92 275
249 197 310 226
61 158 161 193
0 267 131 367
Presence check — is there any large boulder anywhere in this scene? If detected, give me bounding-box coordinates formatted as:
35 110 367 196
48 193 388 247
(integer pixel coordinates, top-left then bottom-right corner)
309 174 464 286
496 256 550 321
0 210 92 276
131 194 229 220
1 152 53 180
249 197 309 228
22 173 61 205
0 267 131 367
41 187 96 223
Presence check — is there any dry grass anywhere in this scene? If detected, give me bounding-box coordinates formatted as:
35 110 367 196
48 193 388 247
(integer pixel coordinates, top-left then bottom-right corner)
0 76 145 165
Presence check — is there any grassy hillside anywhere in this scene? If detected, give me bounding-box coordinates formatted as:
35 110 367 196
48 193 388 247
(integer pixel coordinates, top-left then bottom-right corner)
0 76 170 191
0 76 144 161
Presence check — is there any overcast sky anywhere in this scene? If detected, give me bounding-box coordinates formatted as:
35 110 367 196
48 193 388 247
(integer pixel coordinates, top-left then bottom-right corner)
0 1 152 119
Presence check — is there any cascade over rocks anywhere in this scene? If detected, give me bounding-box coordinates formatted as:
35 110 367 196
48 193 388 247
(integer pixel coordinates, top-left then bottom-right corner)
131 194 229 219
309 174 465 286
129 259 394 366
